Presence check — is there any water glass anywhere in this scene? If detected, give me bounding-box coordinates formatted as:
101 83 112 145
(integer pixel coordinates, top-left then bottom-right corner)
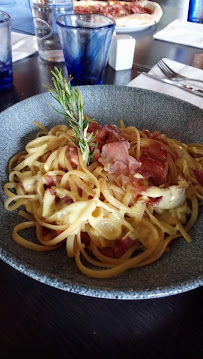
0 11 13 90
30 0 74 62
187 0 203 24
56 14 116 86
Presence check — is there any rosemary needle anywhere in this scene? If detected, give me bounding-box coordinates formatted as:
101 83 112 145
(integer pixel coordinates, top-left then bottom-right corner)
47 67 97 165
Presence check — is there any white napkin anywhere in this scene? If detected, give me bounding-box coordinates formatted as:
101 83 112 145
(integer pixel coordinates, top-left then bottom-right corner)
153 20 203 49
128 58 203 109
12 32 38 62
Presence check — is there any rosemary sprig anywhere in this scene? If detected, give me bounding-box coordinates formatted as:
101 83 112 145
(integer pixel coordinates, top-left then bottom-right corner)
47 67 97 165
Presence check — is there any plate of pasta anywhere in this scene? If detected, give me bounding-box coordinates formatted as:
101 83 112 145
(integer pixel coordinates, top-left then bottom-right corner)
0 79 202 299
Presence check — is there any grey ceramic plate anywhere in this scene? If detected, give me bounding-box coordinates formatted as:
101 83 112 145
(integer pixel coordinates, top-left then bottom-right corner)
0 86 202 299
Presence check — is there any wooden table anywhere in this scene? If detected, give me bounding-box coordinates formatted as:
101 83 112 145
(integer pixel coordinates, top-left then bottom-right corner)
0 1 202 358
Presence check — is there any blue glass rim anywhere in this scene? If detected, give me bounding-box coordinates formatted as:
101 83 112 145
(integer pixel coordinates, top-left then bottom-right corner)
0 10 11 24
56 13 116 30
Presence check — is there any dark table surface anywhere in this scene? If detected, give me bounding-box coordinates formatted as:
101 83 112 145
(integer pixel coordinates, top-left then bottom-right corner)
0 1 202 358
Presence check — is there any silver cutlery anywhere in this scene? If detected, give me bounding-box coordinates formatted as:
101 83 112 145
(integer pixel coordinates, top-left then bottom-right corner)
157 59 203 84
141 72 203 97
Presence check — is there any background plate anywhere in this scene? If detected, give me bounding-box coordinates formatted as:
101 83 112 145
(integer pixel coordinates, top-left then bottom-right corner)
116 22 155 33
0 85 202 299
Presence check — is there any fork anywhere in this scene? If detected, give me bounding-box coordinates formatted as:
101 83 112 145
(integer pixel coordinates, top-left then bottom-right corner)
157 59 203 83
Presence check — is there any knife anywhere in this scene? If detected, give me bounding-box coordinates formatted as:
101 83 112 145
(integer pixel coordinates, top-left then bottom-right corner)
141 73 203 98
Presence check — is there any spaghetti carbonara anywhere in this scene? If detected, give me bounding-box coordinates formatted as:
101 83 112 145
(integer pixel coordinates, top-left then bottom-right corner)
4 119 203 278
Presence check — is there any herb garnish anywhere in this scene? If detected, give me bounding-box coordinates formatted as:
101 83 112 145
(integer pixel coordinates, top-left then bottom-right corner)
47 67 97 165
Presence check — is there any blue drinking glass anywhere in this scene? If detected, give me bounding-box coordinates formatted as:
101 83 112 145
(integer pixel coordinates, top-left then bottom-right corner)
187 0 203 24
56 14 115 86
0 11 13 90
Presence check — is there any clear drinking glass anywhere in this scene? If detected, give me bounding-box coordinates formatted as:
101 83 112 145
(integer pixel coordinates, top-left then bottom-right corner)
56 14 116 86
0 11 13 90
31 0 74 62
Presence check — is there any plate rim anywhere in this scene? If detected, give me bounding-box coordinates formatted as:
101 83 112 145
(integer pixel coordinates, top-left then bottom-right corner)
115 21 155 33
1 84 202 117
1 246 202 300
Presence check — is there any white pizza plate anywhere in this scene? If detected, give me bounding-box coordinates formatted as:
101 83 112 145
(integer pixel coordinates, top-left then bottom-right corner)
116 21 155 33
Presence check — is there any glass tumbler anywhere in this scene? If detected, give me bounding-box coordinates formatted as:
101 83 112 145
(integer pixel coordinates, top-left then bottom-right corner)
56 14 116 85
0 11 13 90
187 0 203 24
31 0 74 62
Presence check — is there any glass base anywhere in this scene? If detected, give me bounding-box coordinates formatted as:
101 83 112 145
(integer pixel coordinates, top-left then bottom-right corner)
0 61 13 90
39 50 65 62
187 16 203 23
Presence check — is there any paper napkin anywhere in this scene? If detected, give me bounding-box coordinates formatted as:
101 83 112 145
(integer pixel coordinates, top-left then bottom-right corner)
153 20 203 49
12 32 38 62
128 58 203 109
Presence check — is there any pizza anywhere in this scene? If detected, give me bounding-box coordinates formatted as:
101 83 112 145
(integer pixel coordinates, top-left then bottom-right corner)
74 1 163 28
